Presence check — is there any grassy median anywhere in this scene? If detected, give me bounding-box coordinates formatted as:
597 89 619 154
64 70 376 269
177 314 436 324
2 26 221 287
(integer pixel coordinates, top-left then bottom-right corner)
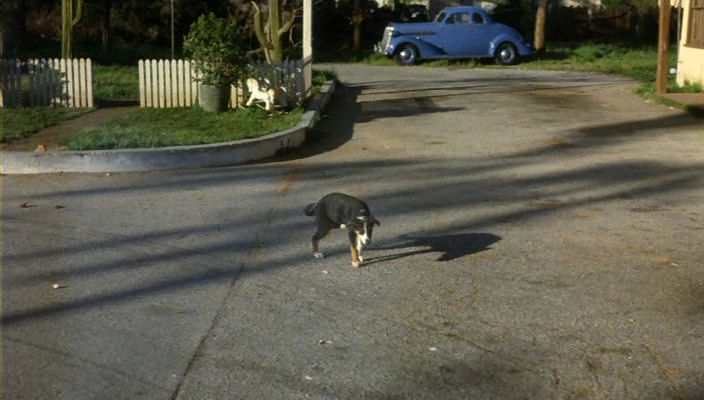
62 107 304 150
0 108 88 143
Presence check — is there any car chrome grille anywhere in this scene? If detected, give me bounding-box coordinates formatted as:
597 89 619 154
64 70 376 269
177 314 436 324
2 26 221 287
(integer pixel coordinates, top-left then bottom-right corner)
380 27 393 52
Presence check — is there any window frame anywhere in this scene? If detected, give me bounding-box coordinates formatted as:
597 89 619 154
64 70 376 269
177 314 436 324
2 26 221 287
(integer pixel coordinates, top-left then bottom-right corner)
686 0 704 48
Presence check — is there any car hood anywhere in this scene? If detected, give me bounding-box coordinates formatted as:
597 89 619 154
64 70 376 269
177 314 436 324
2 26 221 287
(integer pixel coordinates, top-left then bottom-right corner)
389 22 439 35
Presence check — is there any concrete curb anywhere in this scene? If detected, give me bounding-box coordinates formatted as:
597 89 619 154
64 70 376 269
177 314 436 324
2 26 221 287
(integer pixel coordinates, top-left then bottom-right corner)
1 80 336 174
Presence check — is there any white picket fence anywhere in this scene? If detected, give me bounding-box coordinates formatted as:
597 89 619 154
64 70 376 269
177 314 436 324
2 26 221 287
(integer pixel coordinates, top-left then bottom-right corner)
0 57 306 109
0 58 93 108
137 59 305 109
138 59 200 108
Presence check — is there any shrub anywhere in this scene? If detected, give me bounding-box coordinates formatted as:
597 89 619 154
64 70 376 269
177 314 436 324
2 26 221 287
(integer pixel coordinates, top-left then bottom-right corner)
182 13 250 86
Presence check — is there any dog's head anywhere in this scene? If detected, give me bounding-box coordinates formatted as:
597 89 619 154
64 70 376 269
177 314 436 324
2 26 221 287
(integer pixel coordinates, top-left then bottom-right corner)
350 215 380 247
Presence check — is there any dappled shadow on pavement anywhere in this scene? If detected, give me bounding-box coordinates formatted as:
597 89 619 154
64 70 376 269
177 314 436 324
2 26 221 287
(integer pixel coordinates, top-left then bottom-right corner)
4 155 702 326
4 74 704 323
3 71 704 399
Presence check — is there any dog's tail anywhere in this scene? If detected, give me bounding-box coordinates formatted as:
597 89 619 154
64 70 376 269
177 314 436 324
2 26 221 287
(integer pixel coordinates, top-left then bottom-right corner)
304 202 317 217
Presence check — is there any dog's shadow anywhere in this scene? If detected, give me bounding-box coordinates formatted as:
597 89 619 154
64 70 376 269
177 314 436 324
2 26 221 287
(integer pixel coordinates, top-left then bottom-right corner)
365 232 501 265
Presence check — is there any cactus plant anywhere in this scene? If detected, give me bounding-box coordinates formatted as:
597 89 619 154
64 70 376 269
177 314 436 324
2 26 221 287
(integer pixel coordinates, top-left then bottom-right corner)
61 0 83 58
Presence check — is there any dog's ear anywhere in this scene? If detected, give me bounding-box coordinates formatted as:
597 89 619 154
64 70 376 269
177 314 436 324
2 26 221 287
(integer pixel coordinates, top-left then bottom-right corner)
372 217 380 226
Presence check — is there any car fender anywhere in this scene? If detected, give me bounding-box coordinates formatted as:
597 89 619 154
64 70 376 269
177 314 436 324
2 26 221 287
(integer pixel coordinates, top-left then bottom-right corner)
388 36 445 59
489 34 533 56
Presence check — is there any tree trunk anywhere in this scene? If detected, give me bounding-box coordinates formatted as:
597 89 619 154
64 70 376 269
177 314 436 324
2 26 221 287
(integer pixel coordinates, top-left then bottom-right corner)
269 0 283 62
534 0 548 55
100 0 112 52
252 0 297 63
352 0 364 54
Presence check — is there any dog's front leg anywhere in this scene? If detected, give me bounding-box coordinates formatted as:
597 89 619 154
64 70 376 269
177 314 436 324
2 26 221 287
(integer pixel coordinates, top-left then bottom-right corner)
350 245 361 267
348 231 362 267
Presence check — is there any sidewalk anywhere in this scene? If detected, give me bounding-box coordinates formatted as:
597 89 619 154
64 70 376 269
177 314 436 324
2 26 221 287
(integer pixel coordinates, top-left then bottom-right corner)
661 92 704 112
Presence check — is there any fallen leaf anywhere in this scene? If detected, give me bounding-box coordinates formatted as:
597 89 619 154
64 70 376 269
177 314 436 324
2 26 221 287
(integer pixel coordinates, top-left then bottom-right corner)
34 144 47 152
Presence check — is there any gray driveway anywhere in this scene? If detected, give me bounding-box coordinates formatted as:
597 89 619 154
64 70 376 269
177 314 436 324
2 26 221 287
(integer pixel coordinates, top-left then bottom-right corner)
3 65 703 399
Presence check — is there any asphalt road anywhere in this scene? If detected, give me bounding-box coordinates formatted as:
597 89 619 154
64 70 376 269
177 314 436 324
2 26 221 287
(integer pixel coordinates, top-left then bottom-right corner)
3 65 703 399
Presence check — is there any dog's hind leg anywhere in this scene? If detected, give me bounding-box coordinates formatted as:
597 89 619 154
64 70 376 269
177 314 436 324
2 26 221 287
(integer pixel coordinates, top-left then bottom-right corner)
312 226 331 259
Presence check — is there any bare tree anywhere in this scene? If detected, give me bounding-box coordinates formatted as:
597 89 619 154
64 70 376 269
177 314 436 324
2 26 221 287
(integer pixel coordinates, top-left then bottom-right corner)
251 0 298 62
351 0 365 54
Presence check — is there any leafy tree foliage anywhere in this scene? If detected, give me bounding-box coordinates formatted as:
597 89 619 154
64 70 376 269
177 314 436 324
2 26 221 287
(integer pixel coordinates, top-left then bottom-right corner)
183 12 250 86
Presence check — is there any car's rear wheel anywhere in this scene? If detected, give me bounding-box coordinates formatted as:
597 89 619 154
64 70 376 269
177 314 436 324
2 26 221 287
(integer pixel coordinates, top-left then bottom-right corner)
495 42 518 65
394 44 419 66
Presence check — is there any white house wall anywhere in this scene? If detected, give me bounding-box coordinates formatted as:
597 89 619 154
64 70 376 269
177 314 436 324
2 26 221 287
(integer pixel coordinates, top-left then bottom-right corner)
677 0 704 86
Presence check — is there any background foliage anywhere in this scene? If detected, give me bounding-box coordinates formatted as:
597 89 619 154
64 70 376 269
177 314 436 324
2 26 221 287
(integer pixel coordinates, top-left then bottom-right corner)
1 0 669 64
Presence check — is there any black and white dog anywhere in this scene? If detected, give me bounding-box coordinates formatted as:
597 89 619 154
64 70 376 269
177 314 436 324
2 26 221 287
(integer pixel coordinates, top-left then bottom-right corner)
304 193 380 267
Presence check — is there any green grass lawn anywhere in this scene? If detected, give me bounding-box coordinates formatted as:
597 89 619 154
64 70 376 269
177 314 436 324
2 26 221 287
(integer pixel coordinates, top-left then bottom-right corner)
519 43 661 82
367 42 665 82
1 69 334 149
63 107 304 150
0 65 137 144
94 65 141 99
0 108 87 143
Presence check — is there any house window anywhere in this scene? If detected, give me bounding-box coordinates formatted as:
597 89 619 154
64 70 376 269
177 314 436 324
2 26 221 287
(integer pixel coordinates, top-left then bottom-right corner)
687 0 704 48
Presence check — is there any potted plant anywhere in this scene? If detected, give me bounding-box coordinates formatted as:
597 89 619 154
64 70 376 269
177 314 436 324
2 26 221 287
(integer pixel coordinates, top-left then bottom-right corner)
183 13 249 112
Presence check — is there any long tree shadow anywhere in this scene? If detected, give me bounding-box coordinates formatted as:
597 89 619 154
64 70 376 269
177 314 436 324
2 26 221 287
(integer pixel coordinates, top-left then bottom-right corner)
274 83 464 161
365 232 502 265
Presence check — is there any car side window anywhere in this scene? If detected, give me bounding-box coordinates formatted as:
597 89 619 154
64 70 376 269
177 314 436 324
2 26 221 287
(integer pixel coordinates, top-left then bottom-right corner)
472 13 484 24
446 12 470 24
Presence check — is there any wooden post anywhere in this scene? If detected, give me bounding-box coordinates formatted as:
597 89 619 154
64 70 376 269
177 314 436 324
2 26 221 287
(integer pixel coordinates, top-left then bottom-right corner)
303 0 313 97
656 0 672 95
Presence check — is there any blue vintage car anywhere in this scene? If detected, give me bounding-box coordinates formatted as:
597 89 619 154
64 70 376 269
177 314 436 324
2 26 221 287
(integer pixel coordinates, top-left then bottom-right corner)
378 6 533 66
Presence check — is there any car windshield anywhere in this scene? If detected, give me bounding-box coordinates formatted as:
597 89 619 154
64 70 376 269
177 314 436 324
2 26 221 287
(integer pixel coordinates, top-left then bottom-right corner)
433 12 446 22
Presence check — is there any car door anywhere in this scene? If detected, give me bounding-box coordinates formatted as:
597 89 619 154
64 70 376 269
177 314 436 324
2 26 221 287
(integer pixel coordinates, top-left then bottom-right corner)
430 12 472 56
463 11 493 56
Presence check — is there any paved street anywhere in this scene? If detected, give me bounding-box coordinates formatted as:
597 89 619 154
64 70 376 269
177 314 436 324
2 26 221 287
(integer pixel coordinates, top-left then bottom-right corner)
3 65 703 399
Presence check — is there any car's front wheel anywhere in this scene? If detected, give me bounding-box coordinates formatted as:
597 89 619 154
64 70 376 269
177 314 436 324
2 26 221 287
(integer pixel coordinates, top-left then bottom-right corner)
394 44 419 66
495 42 518 65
